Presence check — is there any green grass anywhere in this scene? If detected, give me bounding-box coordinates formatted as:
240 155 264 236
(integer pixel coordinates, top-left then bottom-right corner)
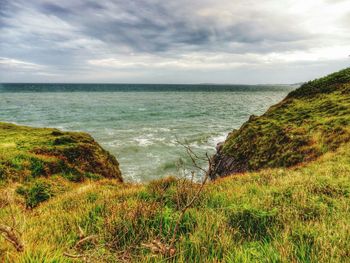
211 68 350 177
1 144 349 262
1 68 350 262
0 122 122 183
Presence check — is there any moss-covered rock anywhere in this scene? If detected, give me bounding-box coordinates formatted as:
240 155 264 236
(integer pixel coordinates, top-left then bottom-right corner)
0 123 122 182
209 68 350 179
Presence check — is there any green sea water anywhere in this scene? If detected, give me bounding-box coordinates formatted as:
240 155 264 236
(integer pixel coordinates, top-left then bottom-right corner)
0 84 294 181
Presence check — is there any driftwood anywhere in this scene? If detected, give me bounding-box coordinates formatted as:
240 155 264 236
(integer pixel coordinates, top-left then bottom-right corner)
0 224 24 252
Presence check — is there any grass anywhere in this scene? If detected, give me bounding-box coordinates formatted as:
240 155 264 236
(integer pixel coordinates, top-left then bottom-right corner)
212 68 350 177
0 143 349 262
1 68 350 262
0 122 122 183
16 180 53 208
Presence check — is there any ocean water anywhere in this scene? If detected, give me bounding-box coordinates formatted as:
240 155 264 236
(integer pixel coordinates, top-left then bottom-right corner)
0 84 294 182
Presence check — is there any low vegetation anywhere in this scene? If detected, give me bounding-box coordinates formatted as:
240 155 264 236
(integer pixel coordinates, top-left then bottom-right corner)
1 143 349 262
1 68 350 262
0 122 122 183
210 67 350 177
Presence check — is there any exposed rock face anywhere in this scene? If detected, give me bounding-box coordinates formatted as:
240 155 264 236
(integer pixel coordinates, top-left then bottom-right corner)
209 68 350 179
209 142 243 180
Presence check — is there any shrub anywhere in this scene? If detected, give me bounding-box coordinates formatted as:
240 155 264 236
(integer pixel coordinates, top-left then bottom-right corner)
16 181 53 208
11 155 26 170
30 157 45 177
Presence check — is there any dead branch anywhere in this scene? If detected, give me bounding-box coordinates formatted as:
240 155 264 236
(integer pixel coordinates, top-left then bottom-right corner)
63 252 85 259
63 226 98 260
75 235 98 249
175 139 208 174
168 141 212 251
142 239 175 257
78 225 85 239
142 140 211 257
0 224 24 252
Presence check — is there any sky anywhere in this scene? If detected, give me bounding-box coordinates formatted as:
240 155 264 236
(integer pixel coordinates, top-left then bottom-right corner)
0 0 349 84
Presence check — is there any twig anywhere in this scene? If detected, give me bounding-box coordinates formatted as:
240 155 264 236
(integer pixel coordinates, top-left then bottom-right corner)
0 224 24 252
75 235 98 249
168 140 212 250
78 225 85 239
63 252 85 258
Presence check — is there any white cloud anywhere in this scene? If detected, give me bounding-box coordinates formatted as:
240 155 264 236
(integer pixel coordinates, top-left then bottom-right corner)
0 57 43 70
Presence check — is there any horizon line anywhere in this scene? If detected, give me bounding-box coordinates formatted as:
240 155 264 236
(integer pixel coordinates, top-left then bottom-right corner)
0 82 299 86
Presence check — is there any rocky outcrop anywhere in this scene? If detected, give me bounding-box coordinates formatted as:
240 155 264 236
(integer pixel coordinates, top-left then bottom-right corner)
209 141 245 180
209 68 350 179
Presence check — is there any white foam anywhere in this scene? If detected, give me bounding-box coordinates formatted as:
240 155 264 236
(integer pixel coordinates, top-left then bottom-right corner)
208 132 228 145
135 137 153 146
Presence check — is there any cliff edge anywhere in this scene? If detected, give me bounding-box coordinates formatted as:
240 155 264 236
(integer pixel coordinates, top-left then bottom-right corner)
0 122 123 182
209 68 350 179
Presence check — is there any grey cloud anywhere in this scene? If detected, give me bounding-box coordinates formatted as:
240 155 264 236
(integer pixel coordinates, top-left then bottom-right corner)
9 0 309 54
72 1 309 53
0 0 349 83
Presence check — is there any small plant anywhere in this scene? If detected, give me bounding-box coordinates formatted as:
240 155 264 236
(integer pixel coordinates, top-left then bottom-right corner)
30 157 46 177
10 155 26 170
62 171 84 182
16 181 53 208
84 172 102 181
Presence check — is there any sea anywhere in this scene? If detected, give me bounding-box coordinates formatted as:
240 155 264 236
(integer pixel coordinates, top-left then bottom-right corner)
0 83 295 182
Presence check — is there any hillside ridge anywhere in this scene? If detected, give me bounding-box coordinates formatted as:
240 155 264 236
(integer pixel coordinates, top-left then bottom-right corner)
209 68 350 179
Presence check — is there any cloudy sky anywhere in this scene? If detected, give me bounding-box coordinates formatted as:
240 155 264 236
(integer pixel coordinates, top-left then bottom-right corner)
0 0 349 84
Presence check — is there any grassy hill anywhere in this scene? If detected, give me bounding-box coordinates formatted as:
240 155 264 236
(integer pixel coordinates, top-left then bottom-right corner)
209 68 350 178
1 68 350 262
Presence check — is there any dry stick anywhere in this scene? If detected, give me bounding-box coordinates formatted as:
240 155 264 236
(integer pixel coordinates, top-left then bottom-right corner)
63 252 85 259
63 227 98 260
0 224 24 252
78 225 85 239
169 140 211 250
75 235 98 249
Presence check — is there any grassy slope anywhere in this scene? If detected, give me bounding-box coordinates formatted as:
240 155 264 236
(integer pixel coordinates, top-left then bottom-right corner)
210 68 350 178
1 144 349 262
1 68 350 262
0 122 122 183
